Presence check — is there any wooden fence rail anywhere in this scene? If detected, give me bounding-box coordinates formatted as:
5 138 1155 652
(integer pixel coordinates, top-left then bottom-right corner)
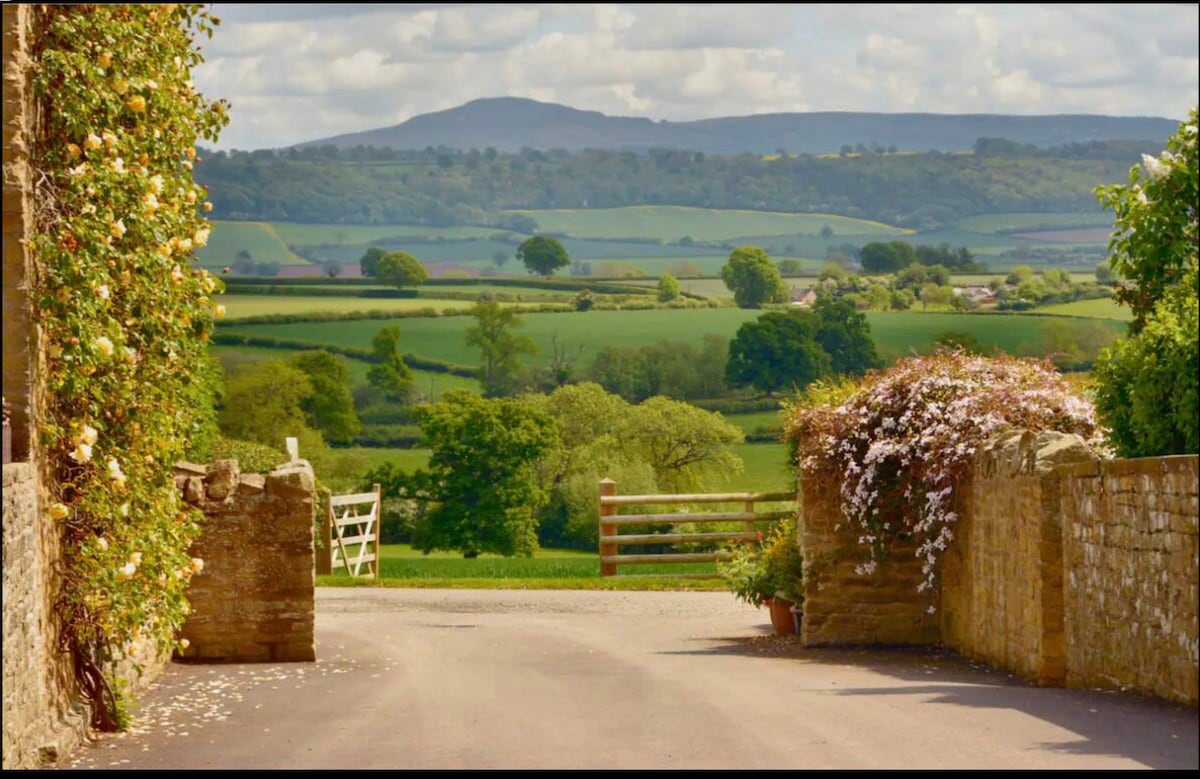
598 478 795 578
316 483 381 579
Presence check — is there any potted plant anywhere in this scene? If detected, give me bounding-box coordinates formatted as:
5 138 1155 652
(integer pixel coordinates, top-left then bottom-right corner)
719 519 804 635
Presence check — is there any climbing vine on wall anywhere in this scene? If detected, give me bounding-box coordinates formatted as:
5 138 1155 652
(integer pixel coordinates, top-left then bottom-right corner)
28 4 228 730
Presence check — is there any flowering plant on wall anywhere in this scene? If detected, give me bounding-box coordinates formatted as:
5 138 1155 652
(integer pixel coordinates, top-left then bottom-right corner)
784 350 1104 610
28 4 227 729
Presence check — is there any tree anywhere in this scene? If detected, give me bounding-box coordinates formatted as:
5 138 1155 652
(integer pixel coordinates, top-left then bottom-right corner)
820 224 835 241
290 351 361 445
1095 261 1114 284
811 295 881 376
657 273 680 302
1096 108 1198 330
919 282 955 310
376 251 428 290
409 392 557 558
360 247 386 278
322 260 341 278
367 327 414 401
1006 264 1035 286
721 246 788 308
725 311 831 394
492 250 510 269
466 300 537 397
517 235 570 277
218 361 321 450
625 396 745 493
861 241 918 273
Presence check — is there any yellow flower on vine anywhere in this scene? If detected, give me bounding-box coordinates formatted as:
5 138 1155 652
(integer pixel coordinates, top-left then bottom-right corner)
117 562 137 581
202 201 212 212
214 304 226 319
109 157 126 174
193 227 210 247
148 174 165 195
111 219 126 238
49 503 70 520
127 95 147 113
67 143 82 160
97 52 111 69
107 457 127 487
170 265 184 284
96 284 110 301
102 130 118 147
70 442 93 464
84 133 102 150
191 557 204 572
143 192 160 213
78 424 99 446
96 537 109 552
95 336 114 357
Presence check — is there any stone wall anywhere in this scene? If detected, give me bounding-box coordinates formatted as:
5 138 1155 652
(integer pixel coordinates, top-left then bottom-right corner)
176 459 316 662
940 431 1098 685
797 474 939 647
1059 456 1199 706
2 463 86 769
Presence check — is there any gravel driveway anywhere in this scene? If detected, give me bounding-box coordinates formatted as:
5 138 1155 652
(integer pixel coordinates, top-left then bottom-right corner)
64 588 1199 769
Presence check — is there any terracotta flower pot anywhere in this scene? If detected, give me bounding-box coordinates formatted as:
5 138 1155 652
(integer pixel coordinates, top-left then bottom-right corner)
768 595 798 636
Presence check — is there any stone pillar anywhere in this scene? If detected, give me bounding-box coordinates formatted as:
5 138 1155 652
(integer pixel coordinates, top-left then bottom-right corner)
177 459 317 662
2 3 35 463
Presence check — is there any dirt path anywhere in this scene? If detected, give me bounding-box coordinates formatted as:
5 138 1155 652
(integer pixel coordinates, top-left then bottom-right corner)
64 588 1198 769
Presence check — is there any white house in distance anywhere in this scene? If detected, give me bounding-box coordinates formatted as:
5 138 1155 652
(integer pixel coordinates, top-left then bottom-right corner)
791 287 818 307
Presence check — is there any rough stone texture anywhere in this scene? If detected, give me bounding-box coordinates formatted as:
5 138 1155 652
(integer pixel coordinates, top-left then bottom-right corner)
1060 455 1199 706
797 473 939 646
941 431 1098 685
177 459 316 663
3 463 87 770
3 3 34 462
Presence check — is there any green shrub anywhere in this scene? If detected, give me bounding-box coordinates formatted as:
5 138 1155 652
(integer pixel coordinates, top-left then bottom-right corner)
207 438 290 473
1092 269 1199 457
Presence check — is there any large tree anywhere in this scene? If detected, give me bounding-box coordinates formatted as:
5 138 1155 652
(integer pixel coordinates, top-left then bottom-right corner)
720 246 788 308
410 391 557 558
376 250 428 290
725 311 831 394
517 235 571 277
360 247 387 278
290 351 361 445
810 295 881 376
860 241 919 273
367 326 415 401
466 300 537 397
218 361 320 449
1097 107 1198 330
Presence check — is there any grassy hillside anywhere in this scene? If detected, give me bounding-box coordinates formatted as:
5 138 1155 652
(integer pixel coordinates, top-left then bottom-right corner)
199 221 309 265
953 212 1112 233
505 206 910 242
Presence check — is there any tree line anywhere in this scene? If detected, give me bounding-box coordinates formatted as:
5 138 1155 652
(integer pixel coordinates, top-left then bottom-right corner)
193 140 1140 232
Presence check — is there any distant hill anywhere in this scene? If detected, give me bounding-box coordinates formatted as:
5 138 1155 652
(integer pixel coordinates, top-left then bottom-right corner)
296 97 1180 154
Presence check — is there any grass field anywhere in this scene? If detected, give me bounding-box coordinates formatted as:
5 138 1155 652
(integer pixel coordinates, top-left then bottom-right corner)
726 411 787 437
505 206 910 242
732 443 793 493
953 212 1111 233
865 311 1126 361
221 295 484 319
222 307 1128 371
199 221 309 265
1038 298 1133 320
270 222 499 245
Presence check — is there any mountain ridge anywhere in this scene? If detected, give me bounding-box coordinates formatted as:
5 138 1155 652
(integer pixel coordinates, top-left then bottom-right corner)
294 96 1181 155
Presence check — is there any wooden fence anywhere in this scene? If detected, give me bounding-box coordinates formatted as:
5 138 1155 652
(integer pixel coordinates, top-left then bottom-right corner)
598 478 795 578
316 483 382 579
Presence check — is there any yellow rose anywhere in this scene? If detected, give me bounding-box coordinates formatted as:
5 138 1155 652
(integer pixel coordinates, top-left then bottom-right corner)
126 95 147 113
202 201 213 212
48 503 70 520
94 336 114 357
186 147 196 159
185 190 197 204
112 78 128 96
215 304 226 319
67 143 82 160
84 133 102 150
97 52 112 69
193 227 210 247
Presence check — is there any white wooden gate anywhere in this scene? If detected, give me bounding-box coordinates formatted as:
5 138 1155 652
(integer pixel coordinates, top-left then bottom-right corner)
324 484 382 579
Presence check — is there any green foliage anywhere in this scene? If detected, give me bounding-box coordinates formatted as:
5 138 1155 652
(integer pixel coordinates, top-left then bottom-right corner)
218 360 321 450
367 327 415 401
290 351 361 445
627 396 744 493
573 289 596 311
207 437 289 473
726 311 831 394
810 295 881 376
861 241 918 272
1092 267 1199 457
28 4 229 730
466 301 537 397
587 335 728 402
1094 262 1114 284
409 392 558 557
376 250 428 289
718 519 803 607
656 273 681 302
359 246 386 277
1096 108 1198 330
517 235 571 277
721 246 788 308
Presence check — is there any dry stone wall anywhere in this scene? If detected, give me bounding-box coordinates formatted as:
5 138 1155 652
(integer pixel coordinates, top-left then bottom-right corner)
1059 456 1198 705
940 431 1098 685
175 459 316 663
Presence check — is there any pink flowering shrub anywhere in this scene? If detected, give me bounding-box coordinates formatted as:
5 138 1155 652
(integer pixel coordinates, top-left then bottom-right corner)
784 350 1104 607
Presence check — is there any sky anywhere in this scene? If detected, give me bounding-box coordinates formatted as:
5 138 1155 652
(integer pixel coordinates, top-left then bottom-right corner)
194 3 1200 151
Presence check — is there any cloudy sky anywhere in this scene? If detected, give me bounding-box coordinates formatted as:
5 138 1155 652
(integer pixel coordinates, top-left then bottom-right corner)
195 3 1199 150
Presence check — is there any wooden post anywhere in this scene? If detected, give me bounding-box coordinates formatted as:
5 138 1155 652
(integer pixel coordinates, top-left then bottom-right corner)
744 499 756 542
599 478 617 577
315 493 332 575
373 483 382 580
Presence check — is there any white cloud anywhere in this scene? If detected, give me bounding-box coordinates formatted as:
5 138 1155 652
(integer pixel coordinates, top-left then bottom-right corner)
191 3 1199 150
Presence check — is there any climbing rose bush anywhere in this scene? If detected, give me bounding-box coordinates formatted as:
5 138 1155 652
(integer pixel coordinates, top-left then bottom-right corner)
784 351 1104 608
29 4 227 729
